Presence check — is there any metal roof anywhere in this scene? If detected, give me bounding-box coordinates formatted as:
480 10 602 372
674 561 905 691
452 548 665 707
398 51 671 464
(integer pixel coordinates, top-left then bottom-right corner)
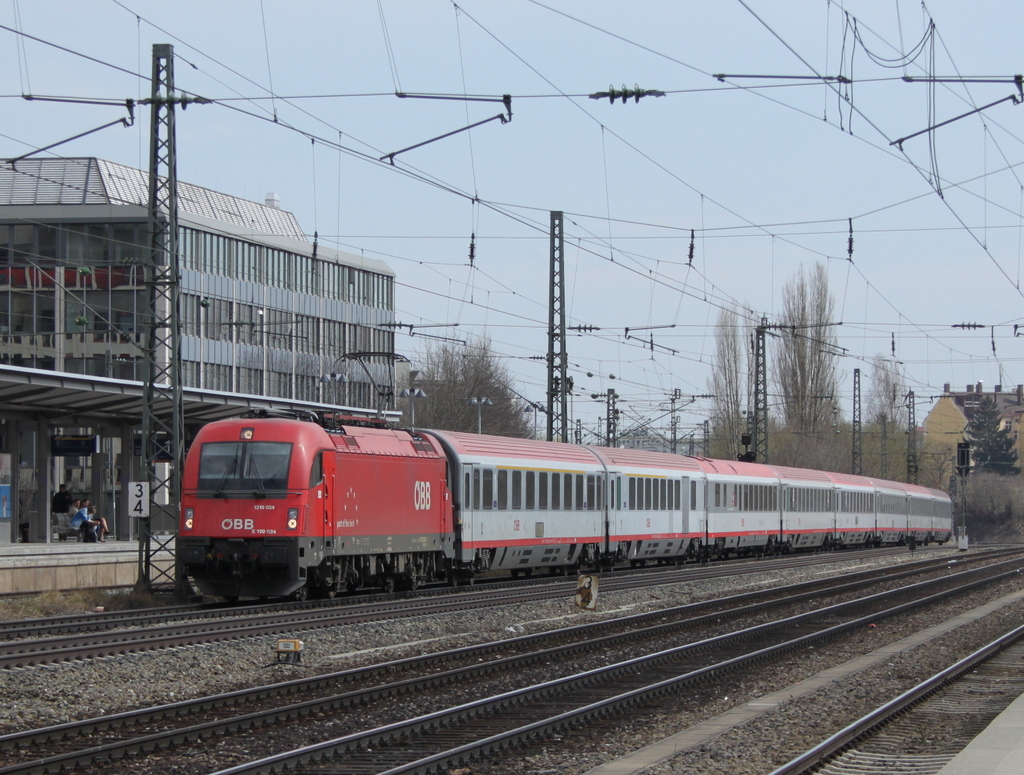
0 364 389 428
1 157 307 241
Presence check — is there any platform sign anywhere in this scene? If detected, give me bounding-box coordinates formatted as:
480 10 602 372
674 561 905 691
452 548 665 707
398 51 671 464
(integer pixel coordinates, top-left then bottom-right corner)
128 481 150 518
575 574 599 610
51 435 97 456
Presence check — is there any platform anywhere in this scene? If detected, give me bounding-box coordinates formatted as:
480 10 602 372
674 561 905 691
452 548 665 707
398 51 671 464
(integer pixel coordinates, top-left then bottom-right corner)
0 539 175 595
933 690 1024 775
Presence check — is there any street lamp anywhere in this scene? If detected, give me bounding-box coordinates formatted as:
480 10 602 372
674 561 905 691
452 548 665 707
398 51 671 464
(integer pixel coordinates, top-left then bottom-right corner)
523 402 540 439
319 372 349 406
399 387 427 430
467 396 493 434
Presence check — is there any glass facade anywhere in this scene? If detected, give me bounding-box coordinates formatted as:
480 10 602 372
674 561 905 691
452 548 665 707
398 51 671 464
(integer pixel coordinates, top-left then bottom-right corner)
0 221 395 407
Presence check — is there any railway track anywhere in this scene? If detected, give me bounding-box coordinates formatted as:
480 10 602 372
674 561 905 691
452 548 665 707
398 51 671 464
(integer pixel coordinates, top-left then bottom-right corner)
0 546 913 642
0 547 981 669
0 552 1020 774
770 623 1024 775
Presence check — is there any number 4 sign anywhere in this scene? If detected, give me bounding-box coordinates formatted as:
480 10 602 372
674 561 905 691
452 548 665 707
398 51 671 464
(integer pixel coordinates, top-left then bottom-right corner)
129 482 150 518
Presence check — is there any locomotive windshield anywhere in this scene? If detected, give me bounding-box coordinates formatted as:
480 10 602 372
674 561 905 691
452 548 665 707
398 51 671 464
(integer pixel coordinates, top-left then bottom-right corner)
197 441 293 494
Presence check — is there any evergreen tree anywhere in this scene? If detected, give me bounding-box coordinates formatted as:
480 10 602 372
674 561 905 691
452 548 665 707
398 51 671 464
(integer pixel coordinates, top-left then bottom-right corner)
968 396 1020 475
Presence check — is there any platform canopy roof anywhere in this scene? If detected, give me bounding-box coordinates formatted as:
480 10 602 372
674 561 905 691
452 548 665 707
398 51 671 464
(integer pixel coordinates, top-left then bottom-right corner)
0 364 386 428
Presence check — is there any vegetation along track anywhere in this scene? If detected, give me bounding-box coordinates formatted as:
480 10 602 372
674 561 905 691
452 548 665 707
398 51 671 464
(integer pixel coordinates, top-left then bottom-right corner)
0 547 983 669
1 552 1021 774
772 623 1024 775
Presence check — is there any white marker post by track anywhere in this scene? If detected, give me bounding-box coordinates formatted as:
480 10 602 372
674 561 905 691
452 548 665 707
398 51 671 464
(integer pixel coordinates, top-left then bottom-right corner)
128 482 150 519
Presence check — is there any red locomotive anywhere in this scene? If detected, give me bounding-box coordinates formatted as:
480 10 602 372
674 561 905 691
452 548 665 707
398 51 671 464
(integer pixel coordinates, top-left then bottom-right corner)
177 410 952 600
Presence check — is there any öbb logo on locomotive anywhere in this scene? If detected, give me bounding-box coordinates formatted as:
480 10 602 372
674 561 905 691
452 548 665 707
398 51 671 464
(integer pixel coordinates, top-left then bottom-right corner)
177 412 953 601
413 481 431 510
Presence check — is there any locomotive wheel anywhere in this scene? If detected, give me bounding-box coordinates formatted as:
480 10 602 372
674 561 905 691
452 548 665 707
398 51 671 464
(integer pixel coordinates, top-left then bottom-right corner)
292 584 308 602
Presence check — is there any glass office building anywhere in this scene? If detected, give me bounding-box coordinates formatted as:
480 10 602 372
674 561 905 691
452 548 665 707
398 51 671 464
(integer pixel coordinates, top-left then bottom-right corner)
0 157 396 408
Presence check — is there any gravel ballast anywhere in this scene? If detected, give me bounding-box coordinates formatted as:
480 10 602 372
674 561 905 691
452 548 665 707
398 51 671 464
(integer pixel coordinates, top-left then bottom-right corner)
1 548 1021 775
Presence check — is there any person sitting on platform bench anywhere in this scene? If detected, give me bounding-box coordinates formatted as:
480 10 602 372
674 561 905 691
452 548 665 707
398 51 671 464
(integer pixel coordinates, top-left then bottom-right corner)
88 505 109 542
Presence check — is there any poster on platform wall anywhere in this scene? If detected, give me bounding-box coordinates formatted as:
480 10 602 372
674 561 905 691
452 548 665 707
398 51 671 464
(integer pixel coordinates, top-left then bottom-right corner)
0 453 11 523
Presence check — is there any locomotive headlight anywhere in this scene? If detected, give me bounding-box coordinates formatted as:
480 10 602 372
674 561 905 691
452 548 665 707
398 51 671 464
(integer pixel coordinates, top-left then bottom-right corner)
286 507 299 530
183 508 194 530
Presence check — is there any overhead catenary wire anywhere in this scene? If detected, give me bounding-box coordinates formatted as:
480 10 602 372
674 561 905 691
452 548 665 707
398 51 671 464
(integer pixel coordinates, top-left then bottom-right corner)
1 6 1017 420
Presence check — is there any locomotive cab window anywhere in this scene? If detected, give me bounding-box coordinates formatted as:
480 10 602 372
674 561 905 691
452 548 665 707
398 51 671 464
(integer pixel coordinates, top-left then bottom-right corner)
197 441 292 493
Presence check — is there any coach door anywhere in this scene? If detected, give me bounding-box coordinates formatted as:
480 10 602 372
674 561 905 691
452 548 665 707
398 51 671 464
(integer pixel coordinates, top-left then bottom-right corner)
457 464 478 564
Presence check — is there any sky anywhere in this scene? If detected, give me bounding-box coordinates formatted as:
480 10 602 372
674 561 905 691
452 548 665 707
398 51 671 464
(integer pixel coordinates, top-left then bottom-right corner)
2 0 1024 442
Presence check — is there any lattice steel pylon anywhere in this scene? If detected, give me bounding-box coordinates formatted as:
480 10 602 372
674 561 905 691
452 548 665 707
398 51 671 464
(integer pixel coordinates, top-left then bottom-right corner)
752 317 769 463
906 390 918 484
852 368 862 475
546 211 568 442
136 43 184 595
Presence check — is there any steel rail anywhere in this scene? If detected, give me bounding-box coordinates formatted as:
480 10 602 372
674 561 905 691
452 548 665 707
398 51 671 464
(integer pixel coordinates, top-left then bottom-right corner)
2 549 983 668
194 564 1024 774
767 621 1024 775
2 557 1017 774
0 555 979 755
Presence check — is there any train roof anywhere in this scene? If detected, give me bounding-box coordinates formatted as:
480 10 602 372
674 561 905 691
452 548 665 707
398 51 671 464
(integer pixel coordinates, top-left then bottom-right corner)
824 471 879 488
589 446 706 473
332 424 444 458
697 458 780 479
766 465 835 485
421 430 602 466
866 476 912 494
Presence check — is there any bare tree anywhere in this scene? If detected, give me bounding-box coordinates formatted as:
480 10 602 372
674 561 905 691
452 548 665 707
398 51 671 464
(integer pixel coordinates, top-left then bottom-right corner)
707 304 748 459
966 471 1024 541
865 354 908 479
406 337 532 437
771 263 842 468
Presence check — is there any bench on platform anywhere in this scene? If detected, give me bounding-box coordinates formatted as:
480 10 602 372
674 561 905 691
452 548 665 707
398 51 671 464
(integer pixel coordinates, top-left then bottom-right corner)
51 512 79 542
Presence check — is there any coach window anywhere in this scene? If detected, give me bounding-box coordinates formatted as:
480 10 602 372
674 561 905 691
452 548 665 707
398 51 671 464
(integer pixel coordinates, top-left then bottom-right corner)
525 471 535 510
575 475 584 510
564 474 574 510
551 474 561 509
690 481 696 510
628 477 636 510
512 471 522 510
539 472 548 509
482 469 494 510
497 470 508 509
713 483 720 509
586 475 596 510
472 469 480 510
